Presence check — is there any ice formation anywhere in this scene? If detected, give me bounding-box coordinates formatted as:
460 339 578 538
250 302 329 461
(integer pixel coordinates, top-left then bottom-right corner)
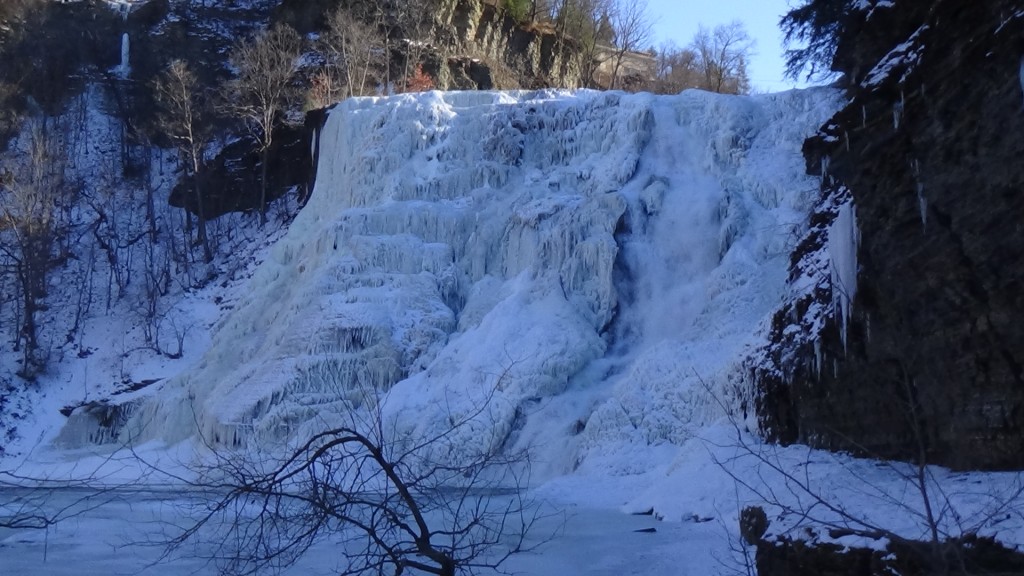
1019 55 1024 106
118 33 130 78
828 201 860 349
64 88 838 473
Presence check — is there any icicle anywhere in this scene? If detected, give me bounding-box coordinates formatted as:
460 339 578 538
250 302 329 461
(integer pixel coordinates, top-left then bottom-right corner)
862 105 867 128
917 183 927 229
116 33 130 78
911 159 926 229
1019 56 1024 106
829 201 860 351
814 338 822 380
116 0 131 78
892 91 906 130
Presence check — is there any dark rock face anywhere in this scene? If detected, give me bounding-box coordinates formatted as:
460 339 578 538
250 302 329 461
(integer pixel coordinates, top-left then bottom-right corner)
755 533 1024 576
170 108 327 218
278 0 584 89
0 0 123 139
739 506 769 546
446 57 495 90
756 2 1024 470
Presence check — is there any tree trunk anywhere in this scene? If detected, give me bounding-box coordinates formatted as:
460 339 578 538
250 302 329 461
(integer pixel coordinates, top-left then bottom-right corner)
610 51 624 89
192 157 212 263
259 146 269 226
18 262 40 379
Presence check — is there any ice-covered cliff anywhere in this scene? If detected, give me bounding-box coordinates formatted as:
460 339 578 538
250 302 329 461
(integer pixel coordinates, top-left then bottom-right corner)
61 88 837 474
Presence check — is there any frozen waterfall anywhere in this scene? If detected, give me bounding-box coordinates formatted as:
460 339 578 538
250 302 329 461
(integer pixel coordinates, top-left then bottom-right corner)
61 88 838 474
114 33 130 78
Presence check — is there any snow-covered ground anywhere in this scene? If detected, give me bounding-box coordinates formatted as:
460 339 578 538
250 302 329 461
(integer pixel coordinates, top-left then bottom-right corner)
0 79 293 459
4 425 1024 575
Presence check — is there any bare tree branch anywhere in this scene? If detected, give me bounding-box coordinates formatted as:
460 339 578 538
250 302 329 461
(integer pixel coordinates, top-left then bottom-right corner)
153 59 213 263
158 371 553 576
689 21 754 94
222 25 302 226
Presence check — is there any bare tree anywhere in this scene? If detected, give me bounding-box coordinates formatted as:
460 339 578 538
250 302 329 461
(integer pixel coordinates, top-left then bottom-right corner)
607 0 652 90
317 5 388 103
0 118 71 379
223 25 302 225
0 465 128 531
153 60 213 262
527 0 554 22
552 0 613 88
649 41 702 94
81 151 149 310
689 21 753 94
166 374 549 576
177 431 535 575
502 0 554 23
392 0 442 91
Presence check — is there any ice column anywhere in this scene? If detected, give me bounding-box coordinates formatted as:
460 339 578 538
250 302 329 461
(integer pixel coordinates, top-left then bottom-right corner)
1019 56 1024 106
829 201 860 348
117 33 130 78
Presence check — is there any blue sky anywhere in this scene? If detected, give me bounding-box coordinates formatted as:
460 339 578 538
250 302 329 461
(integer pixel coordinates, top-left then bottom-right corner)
646 0 805 93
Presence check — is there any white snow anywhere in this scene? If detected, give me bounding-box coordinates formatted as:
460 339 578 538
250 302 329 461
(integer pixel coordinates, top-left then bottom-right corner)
996 9 1024 33
862 25 928 88
853 0 895 22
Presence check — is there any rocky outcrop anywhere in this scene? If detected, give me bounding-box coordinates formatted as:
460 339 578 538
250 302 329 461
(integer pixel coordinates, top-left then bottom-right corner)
0 0 124 139
756 1 1024 470
445 1 583 88
277 0 584 89
171 108 327 218
755 532 1024 576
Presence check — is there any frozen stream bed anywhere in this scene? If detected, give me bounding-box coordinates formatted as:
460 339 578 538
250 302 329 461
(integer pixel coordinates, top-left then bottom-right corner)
5 425 1024 575
0 486 735 576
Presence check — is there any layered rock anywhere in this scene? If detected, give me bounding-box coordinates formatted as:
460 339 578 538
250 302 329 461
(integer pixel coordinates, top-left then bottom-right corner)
278 0 585 90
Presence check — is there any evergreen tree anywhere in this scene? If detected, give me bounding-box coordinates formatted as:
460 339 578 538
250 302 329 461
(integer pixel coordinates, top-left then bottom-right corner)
781 0 849 81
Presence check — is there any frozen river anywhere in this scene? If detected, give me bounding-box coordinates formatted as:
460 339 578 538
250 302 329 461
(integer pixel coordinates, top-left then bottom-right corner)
0 487 734 575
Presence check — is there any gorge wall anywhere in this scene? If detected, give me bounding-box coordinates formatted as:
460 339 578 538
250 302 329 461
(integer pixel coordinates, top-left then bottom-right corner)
757 0 1024 470
278 0 586 90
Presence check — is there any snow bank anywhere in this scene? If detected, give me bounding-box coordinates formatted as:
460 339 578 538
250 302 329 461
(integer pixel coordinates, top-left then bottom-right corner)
61 87 838 476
